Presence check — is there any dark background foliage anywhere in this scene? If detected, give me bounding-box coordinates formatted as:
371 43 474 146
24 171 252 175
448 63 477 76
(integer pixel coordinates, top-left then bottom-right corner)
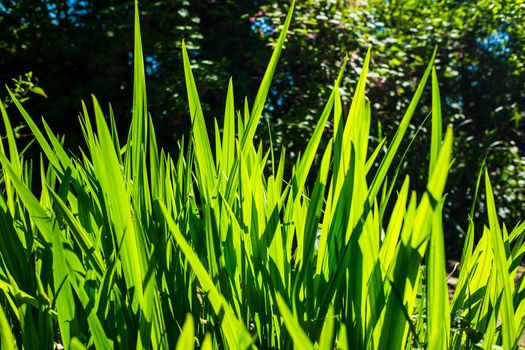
1 0 523 256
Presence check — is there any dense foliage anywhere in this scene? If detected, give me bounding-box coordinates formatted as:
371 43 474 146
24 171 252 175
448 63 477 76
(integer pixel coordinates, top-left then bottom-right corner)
0 2 524 348
0 0 266 147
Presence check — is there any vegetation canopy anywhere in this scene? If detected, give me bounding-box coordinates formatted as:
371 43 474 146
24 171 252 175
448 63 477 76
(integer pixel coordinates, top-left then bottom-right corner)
0 1 524 349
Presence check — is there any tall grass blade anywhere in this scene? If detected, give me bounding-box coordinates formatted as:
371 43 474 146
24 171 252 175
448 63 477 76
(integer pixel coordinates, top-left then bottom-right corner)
276 294 313 350
429 66 442 175
0 303 16 350
175 314 195 350
484 171 516 349
242 0 295 149
51 224 77 349
427 199 450 349
181 41 216 197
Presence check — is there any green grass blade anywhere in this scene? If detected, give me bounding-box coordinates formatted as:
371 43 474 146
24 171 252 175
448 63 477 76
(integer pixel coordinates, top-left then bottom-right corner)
0 303 16 350
293 141 332 306
276 293 313 349
241 0 295 149
69 338 87 350
181 41 216 197
41 118 72 170
7 89 63 174
52 226 76 349
427 199 450 350
87 311 113 350
379 176 410 271
413 126 453 249
318 305 335 350
337 324 349 350
201 333 212 350
221 78 236 177
128 0 149 200
429 66 442 175
175 314 195 350
484 171 516 348
0 99 21 174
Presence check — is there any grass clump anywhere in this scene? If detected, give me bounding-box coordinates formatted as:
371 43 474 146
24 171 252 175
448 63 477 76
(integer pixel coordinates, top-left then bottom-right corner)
0 1 524 349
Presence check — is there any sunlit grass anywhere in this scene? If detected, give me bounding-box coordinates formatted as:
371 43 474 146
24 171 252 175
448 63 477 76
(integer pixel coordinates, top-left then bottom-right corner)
0 1 524 349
